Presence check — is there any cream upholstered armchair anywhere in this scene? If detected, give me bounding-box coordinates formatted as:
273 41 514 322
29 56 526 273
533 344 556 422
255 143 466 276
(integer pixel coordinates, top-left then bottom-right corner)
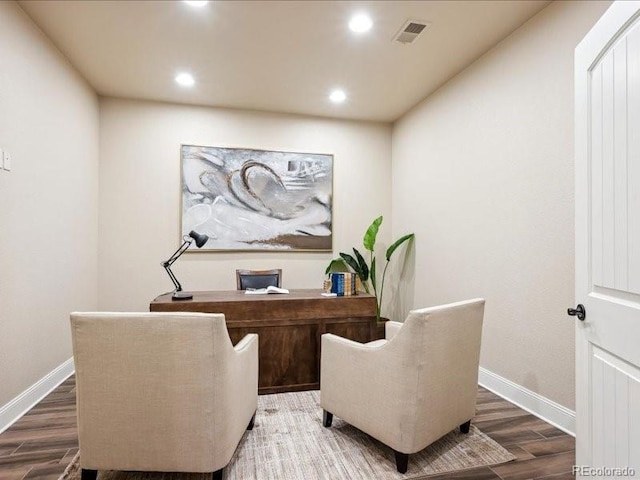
70 312 258 480
320 298 485 474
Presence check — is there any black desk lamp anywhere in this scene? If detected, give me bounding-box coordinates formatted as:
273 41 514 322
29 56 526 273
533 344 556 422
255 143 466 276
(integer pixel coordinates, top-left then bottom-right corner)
162 230 209 301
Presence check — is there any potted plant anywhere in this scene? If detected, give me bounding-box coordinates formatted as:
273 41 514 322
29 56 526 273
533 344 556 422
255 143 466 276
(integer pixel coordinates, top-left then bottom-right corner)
326 216 414 321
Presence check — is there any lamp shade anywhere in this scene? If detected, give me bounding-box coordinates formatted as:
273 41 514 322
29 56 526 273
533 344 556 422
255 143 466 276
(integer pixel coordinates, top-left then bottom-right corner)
189 230 209 248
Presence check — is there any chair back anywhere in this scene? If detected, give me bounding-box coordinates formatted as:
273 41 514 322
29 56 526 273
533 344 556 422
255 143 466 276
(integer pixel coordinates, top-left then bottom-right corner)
236 268 282 290
70 312 236 472
390 298 485 444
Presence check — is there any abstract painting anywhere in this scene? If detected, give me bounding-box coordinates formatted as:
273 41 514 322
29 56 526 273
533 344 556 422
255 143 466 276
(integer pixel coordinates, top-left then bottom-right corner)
181 145 333 251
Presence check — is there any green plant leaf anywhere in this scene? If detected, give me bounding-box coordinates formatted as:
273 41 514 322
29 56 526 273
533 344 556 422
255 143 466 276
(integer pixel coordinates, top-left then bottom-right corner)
325 258 349 275
385 233 415 261
370 256 377 290
339 253 364 279
363 216 383 251
352 248 369 282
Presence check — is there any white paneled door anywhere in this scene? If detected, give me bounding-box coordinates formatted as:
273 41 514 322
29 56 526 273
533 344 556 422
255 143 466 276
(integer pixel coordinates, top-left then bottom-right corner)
575 1 640 477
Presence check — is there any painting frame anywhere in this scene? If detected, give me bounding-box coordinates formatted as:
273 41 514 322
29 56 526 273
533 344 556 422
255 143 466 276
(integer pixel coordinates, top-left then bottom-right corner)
180 144 334 252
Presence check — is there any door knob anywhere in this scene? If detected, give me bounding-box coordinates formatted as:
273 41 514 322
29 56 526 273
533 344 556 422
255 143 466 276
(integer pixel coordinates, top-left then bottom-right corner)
567 304 586 321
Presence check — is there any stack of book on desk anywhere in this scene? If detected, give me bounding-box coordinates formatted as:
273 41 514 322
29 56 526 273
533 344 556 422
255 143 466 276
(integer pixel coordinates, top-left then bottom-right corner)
330 272 358 296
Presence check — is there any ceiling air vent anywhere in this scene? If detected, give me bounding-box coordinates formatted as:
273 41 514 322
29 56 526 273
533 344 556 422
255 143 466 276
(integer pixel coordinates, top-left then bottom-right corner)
393 20 431 45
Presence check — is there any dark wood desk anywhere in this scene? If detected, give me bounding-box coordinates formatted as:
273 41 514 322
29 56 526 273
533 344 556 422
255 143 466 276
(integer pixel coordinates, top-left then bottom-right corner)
150 289 377 394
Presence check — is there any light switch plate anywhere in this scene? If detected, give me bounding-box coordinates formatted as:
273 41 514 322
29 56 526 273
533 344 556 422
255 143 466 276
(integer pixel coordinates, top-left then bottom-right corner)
3 150 11 171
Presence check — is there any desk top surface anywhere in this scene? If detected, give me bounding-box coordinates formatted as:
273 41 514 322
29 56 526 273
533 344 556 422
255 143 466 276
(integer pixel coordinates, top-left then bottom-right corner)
150 289 376 319
151 288 374 305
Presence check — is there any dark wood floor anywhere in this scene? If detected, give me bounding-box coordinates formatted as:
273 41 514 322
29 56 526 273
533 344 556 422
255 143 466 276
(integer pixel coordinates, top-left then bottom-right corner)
0 377 575 480
0 376 78 480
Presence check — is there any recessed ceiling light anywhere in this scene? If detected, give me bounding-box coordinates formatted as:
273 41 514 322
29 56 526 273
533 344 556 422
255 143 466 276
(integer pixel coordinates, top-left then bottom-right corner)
175 72 195 87
184 0 209 6
329 89 347 104
349 13 373 33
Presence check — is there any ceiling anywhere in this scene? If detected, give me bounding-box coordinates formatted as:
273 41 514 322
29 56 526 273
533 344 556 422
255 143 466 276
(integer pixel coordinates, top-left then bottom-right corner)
18 0 551 122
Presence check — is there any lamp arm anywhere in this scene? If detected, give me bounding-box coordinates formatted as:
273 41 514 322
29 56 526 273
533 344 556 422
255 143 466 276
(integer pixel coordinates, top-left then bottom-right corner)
163 237 192 267
164 263 183 292
161 237 193 292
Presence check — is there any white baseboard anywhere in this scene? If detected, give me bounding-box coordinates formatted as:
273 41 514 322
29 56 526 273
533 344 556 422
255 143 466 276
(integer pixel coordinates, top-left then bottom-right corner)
0 357 75 434
478 367 576 436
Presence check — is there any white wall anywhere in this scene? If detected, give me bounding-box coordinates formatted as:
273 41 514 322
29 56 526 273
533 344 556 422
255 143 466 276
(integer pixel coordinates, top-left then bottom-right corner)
98 98 391 311
0 2 99 406
391 0 611 409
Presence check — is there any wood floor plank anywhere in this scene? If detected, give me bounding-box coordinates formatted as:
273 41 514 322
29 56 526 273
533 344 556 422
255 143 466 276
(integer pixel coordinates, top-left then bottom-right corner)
0 443 21 457
502 444 536 461
13 438 78 455
59 448 78 465
474 408 531 423
519 436 575 457
476 396 506 406
0 429 78 445
8 416 75 430
0 466 32 480
482 428 545 446
20 463 68 480
476 400 526 412
14 409 75 419
0 449 69 468
474 414 553 434
533 472 576 480
531 425 569 439
489 451 576 480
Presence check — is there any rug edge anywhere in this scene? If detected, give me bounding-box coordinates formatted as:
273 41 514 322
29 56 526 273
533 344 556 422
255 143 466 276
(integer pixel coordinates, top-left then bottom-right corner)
404 425 517 480
58 451 80 480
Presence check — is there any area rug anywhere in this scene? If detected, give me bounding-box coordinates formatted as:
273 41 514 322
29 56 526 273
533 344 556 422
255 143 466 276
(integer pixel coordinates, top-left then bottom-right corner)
59 391 514 480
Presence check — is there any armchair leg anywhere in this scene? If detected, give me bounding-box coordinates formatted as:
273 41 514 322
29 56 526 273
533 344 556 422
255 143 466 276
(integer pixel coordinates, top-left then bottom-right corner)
394 451 409 474
247 411 256 430
212 468 223 480
81 469 98 480
460 420 471 434
322 410 333 428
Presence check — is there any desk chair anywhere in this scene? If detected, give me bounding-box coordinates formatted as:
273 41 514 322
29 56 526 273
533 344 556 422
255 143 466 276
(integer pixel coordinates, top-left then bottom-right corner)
236 269 282 290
